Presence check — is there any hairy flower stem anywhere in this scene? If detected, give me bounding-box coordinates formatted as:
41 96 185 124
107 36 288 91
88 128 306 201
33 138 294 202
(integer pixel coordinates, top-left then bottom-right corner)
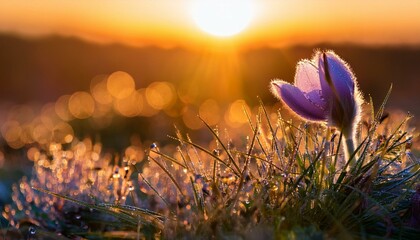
344 136 356 169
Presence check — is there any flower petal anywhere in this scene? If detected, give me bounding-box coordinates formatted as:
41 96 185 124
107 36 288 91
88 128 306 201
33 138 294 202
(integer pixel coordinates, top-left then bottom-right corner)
317 51 360 129
294 60 328 110
318 51 355 103
295 60 320 92
271 80 328 121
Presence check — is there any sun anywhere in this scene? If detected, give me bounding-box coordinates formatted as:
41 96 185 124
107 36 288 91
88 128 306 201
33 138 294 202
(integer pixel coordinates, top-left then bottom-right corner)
190 0 255 37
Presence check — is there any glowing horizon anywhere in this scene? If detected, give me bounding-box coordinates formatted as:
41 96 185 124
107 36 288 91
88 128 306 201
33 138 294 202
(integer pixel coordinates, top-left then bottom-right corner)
1 0 420 49
191 0 255 37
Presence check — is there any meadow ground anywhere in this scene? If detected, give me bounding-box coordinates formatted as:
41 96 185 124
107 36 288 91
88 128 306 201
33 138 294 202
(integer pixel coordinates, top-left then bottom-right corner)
1 87 419 239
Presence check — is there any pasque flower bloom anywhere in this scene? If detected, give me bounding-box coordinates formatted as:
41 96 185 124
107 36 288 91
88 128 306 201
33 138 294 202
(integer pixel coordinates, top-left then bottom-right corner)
271 50 363 163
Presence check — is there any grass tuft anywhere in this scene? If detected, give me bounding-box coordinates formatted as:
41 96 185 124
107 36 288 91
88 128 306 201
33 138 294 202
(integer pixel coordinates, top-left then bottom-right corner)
2 94 419 239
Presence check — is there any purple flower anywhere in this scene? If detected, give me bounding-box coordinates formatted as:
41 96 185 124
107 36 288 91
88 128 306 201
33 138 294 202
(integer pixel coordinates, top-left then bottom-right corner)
271 50 362 139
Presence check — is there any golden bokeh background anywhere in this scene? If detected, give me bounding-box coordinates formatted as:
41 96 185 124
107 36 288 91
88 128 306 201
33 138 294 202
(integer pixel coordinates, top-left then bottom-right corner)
0 0 419 151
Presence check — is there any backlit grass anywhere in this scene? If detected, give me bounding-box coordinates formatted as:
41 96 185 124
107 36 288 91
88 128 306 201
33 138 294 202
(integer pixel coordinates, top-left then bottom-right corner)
2 89 419 239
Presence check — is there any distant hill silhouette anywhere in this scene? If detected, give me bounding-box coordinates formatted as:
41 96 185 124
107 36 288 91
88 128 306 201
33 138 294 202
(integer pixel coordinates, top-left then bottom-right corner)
0 34 419 119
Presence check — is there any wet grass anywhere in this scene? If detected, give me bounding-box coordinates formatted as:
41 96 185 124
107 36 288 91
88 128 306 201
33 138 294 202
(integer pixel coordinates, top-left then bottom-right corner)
1 94 419 239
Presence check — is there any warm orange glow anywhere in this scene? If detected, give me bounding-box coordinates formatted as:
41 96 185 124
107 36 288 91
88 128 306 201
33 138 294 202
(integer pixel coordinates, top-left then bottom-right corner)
114 92 142 117
190 0 254 37
68 91 95 119
55 95 74 121
1 121 21 143
137 89 159 117
91 75 113 105
32 123 51 145
145 82 176 110
0 1 419 148
225 99 251 128
182 105 203 130
1 1 420 49
52 122 74 144
199 99 221 126
107 71 136 99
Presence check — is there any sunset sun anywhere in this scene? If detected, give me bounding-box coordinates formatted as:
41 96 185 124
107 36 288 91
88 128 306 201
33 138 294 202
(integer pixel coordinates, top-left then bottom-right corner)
190 0 255 37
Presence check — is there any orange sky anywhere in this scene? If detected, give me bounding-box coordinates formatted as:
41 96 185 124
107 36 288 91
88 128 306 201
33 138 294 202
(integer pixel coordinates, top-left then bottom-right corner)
1 0 420 49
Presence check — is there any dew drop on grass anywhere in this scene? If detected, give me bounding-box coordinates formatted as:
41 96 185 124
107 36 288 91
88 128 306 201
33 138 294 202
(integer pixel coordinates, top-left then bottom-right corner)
28 226 36 235
213 149 220 156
